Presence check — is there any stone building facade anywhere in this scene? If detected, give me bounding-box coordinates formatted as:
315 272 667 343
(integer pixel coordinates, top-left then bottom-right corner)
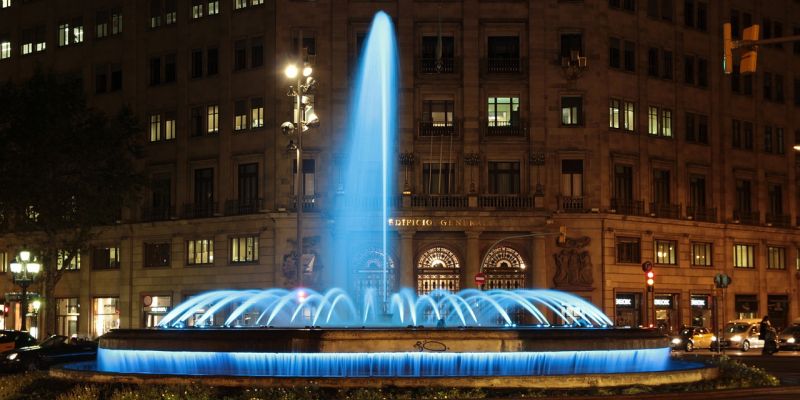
0 0 799 338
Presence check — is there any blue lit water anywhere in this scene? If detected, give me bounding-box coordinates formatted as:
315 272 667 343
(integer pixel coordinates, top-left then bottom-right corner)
94 348 693 377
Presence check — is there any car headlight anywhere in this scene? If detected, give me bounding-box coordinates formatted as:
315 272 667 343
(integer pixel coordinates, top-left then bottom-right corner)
730 335 742 342
788 337 796 344
711 335 717 341
6 353 18 361
671 338 682 345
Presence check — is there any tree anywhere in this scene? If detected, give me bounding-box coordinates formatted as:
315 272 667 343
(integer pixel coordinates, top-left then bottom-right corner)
0 70 142 335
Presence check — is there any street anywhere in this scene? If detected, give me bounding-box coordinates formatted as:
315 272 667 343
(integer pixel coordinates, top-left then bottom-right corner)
677 348 800 386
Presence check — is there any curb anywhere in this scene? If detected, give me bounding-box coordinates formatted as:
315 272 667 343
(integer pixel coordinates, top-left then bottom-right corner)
491 385 800 400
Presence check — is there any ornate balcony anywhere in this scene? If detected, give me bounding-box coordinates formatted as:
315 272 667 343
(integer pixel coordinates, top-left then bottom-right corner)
140 206 174 222
649 202 681 219
559 196 585 213
418 120 458 137
765 213 791 228
482 57 527 74
733 210 760 225
478 195 533 209
483 120 527 138
411 195 468 209
610 198 645 216
183 202 217 219
224 198 263 216
418 57 458 74
294 195 320 213
686 206 717 223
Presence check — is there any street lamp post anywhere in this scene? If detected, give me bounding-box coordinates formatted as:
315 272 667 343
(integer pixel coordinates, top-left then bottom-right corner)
9 250 40 331
283 34 319 288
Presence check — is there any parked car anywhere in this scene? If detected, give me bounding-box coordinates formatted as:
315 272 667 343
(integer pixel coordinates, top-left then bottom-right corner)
670 326 717 351
0 330 37 353
1 335 97 372
778 324 800 351
719 319 764 351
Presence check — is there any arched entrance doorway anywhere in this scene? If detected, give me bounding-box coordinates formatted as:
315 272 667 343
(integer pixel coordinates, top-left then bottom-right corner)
351 248 396 312
481 246 526 289
416 246 461 295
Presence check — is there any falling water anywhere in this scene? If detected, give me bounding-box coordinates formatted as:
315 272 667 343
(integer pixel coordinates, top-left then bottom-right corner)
329 11 398 304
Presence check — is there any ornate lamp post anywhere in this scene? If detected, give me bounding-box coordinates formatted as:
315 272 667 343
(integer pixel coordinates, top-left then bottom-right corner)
9 250 40 331
283 42 319 288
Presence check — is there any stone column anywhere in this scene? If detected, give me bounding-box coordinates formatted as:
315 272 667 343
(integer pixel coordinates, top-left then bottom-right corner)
531 235 547 288
400 231 415 289
464 231 482 289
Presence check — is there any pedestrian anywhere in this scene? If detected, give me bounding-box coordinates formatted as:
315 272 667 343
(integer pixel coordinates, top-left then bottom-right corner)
759 315 772 355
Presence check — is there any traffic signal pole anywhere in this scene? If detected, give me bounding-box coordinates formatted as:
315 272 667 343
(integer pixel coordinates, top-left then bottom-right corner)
723 22 800 75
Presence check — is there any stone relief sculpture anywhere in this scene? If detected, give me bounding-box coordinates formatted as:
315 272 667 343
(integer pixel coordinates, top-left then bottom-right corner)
552 236 593 289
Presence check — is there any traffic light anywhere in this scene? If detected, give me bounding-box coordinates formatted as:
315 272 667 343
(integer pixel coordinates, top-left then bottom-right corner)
723 23 733 74
646 270 655 292
558 226 567 244
740 25 760 74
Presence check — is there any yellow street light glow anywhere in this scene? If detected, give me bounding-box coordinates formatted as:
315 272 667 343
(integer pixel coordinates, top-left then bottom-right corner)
302 65 313 77
19 251 31 262
284 64 299 79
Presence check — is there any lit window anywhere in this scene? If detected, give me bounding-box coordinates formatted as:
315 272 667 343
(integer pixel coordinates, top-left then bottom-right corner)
623 101 635 131
58 23 70 46
690 242 712 266
733 244 755 268
654 239 677 265
192 0 203 18
648 106 672 137
207 105 219 133
661 109 672 136
250 98 264 128
111 9 123 35
561 96 582 126
0 40 10 59
767 246 786 270
487 97 519 127
165 0 177 25
609 98 620 129
57 250 81 271
96 11 108 38
164 112 176 140
92 246 120 269
235 0 248 10
234 100 248 131
252 0 264 5
149 114 162 142
92 297 119 338
231 236 259 263
187 239 214 265
648 106 658 135
1 0 9 9
208 1 219 15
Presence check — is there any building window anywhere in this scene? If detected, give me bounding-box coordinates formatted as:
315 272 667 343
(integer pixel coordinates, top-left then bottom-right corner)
21 26 46 55
609 0 636 11
735 295 758 320
234 40 246 71
250 98 264 128
767 246 786 270
149 0 163 28
149 112 175 142
292 159 316 197
165 0 177 25
487 97 519 127
1 0 10 8
207 47 219 75
149 114 161 142
111 8 123 35
57 250 80 271
561 160 583 197
622 101 635 131
488 161 520 194
561 96 583 126
560 32 583 61
683 55 695 84
486 36 520 73
647 0 673 21
684 1 708 31
191 49 203 78
234 0 248 10
616 237 641 263
697 57 708 87
231 236 259 263
623 40 636 72
150 177 172 219
613 164 634 203
421 35 455 73
92 246 120 269
191 0 204 19
688 175 706 210
609 99 620 129
652 169 671 206
685 112 708 144
58 18 84 47
237 163 259 208
149 57 161 86
690 242 712 266
194 168 215 216
251 37 263 68
208 1 219 15
422 163 455 195
56 298 80 337
164 54 176 83
144 242 171 268
92 297 119 338
1 39 11 60
234 100 247 131
654 240 677 265
764 72 773 101
190 107 204 136
609 37 621 68
187 239 214 265
735 179 752 213
733 244 755 268
768 183 783 217
207 105 219 134
775 74 784 102
648 106 672 137
164 112 176 140
662 50 673 79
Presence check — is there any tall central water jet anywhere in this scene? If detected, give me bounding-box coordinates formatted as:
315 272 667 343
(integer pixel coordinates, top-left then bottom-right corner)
330 11 399 306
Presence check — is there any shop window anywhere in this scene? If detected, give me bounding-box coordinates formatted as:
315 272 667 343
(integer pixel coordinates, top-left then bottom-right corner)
690 294 712 328
735 294 758 320
767 295 789 330
142 295 172 327
56 298 80 337
654 294 678 334
93 297 119 337
615 293 641 327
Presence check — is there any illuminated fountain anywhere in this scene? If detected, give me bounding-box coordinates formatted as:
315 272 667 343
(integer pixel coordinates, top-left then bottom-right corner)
65 11 715 388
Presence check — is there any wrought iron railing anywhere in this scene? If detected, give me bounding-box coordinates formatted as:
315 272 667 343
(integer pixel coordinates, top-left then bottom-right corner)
224 198 263 216
418 57 458 74
410 195 468 209
183 202 217 218
649 202 681 219
765 213 791 228
610 198 645 216
686 206 717 223
478 195 533 209
140 206 174 221
733 210 760 225
559 196 585 212
419 121 458 137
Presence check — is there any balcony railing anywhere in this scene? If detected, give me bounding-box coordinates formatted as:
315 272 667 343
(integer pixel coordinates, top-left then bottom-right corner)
419 121 458 137
478 195 533 209
686 206 717 223
411 194 468 209
482 57 526 74
483 120 527 138
765 213 791 228
224 198 263 216
294 195 320 212
183 202 218 219
733 210 760 225
610 198 645 216
140 206 174 222
418 57 458 74
649 202 681 219
559 196 585 213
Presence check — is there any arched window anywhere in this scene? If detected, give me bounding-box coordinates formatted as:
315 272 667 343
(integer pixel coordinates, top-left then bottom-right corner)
482 246 526 290
416 246 461 295
352 248 396 311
